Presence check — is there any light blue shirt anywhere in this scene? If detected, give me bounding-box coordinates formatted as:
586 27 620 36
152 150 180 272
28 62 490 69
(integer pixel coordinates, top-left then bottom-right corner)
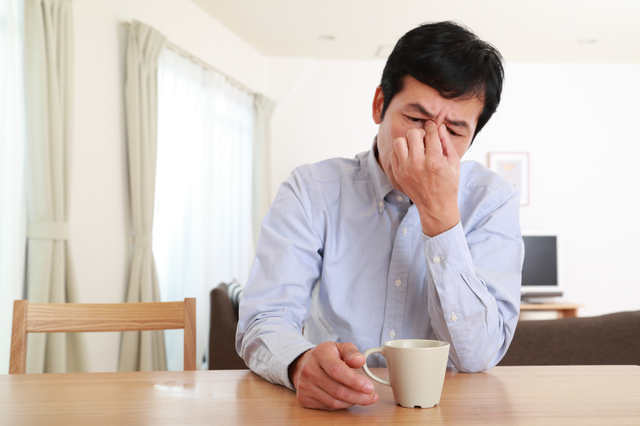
237 145 523 389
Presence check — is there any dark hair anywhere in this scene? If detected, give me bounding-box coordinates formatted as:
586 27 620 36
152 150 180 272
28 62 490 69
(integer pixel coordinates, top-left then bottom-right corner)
380 21 504 141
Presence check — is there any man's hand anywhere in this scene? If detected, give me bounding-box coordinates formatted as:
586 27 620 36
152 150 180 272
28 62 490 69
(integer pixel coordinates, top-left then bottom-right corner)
389 122 461 237
288 341 379 410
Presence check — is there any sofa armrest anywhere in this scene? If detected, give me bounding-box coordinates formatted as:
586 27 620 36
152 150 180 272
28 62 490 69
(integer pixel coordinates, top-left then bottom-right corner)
209 283 248 370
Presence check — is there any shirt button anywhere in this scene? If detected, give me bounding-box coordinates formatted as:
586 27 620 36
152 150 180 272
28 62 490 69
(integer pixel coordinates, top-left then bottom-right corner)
379 201 384 209
395 278 401 287
389 330 396 338
402 227 407 235
396 195 403 202
450 314 458 322
433 256 443 264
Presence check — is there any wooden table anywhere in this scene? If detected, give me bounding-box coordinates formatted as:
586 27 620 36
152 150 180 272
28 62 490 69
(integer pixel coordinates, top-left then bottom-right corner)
520 302 584 318
1 366 639 425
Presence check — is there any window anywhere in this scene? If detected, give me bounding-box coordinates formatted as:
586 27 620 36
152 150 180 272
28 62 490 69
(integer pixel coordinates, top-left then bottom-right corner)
154 47 255 370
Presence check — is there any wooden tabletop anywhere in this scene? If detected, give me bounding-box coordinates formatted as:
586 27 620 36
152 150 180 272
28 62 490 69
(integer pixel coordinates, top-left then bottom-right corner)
1 365 639 425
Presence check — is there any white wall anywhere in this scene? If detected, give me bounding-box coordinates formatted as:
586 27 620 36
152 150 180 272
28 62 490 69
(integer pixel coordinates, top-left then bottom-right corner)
269 60 640 318
68 0 266 373
268 58 385 194
467 63 640 317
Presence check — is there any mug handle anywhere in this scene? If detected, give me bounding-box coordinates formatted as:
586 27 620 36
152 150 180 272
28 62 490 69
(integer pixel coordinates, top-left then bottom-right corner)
362 347 391 386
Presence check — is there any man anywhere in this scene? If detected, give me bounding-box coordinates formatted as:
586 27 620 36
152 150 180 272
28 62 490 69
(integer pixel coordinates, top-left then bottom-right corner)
236 21 523 410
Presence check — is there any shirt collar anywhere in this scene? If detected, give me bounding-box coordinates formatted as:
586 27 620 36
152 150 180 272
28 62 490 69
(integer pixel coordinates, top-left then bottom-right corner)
366 137 395 214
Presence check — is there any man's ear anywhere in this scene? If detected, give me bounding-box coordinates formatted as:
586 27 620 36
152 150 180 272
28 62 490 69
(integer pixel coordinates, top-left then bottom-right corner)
372 86 384 125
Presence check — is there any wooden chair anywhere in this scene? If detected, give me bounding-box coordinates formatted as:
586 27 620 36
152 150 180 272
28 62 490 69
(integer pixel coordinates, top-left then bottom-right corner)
9 298 196 374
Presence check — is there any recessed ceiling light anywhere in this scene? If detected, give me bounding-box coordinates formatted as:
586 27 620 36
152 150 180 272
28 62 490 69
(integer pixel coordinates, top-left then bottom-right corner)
318 34 335 41
578 39 597 45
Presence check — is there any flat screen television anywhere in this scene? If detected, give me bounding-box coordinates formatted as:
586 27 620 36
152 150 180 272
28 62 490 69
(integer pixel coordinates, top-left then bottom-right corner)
520 234 562 299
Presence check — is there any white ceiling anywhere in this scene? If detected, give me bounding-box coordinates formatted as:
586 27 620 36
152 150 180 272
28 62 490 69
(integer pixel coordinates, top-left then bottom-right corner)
191 0 640 63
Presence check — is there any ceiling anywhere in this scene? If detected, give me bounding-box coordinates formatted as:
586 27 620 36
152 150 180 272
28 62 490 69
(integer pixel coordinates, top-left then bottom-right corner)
191 0 640 63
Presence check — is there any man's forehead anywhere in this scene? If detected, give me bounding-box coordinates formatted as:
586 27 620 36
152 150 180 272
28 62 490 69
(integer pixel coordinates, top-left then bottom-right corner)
400 75 485 107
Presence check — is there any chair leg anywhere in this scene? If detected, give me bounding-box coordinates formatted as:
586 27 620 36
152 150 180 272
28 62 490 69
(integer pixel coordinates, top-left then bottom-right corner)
183 298 197 371
10 300 29 374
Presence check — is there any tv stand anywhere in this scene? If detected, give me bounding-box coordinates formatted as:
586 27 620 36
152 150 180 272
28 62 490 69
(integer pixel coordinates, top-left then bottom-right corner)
520 302 583 319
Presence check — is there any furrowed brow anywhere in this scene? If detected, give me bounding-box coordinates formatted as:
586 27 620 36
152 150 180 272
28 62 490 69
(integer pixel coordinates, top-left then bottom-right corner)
447 118 470 130
407 103 470 130
407 103 433 118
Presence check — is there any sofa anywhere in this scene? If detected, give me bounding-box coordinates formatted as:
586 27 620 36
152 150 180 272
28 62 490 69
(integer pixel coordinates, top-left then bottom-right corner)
210 284 639 368
498 310 640 366
208 282 247 370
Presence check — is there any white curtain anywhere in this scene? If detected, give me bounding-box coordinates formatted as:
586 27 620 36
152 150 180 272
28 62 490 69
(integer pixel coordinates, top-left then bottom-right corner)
154 47 254 371
0 0 26 375
252 94 276 251
23 0 84 374
119 21 167 372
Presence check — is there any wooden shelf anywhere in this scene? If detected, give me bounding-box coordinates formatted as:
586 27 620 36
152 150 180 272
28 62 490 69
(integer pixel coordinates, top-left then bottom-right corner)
520 303 583 319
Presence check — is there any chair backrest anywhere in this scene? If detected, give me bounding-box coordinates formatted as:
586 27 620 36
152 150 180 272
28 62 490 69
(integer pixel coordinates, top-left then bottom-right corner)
9 298 196 374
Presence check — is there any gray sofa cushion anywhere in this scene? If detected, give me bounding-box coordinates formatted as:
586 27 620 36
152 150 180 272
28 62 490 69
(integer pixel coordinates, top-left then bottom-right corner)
226 280 243 316
499 310 640 366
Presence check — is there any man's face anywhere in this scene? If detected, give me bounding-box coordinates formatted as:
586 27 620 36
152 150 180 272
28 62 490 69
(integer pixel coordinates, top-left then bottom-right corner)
372 75 484 194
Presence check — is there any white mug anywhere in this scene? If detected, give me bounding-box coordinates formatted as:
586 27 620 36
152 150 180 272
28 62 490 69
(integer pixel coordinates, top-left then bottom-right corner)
362 339 450 408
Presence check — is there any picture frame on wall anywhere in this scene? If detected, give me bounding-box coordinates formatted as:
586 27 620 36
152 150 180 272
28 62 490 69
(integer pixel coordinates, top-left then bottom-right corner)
488 152 529 206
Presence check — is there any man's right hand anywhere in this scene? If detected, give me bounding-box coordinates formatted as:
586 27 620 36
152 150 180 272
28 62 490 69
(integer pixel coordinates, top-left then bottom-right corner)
288 341 379 410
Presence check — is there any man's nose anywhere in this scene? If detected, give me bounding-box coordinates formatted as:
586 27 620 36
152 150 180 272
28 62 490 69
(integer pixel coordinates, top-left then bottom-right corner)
423 119 441 130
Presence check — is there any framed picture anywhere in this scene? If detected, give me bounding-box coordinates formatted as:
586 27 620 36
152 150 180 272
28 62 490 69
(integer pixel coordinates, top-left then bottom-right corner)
488 152 529 206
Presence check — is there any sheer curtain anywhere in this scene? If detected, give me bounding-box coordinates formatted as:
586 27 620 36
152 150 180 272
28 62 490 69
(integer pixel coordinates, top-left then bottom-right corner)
0 0 26 375
154 48 255 370
252 94 276 252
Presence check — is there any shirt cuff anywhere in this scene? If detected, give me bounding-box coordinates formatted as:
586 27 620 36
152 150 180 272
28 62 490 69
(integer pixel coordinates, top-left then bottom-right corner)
275 341 316 391
422 222 474 284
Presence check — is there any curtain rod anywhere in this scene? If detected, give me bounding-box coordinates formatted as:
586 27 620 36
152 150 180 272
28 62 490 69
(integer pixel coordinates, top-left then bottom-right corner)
120 21 257 96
